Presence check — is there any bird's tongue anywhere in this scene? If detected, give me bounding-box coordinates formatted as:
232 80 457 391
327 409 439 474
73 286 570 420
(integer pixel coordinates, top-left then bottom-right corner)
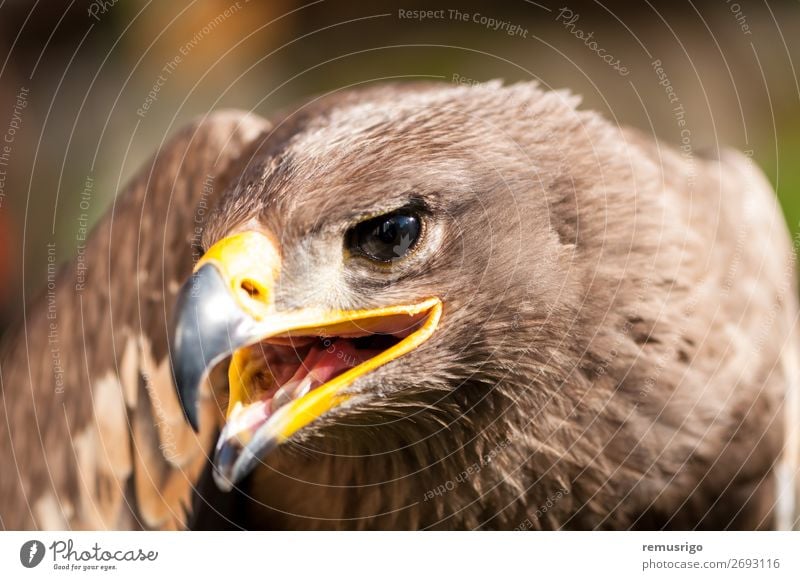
221 339 379 440
271 339 376 411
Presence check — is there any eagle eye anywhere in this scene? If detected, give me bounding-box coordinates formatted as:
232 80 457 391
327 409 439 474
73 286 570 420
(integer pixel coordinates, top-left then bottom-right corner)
348 210 422 262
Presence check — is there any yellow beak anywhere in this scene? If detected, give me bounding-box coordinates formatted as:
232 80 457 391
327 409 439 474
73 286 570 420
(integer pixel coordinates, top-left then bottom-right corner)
170 230 442 490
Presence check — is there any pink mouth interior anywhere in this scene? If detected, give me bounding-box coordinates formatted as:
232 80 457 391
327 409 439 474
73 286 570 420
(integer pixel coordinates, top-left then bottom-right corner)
222 312 429 438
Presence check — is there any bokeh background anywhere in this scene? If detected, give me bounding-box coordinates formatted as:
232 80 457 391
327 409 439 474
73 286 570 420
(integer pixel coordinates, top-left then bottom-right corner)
0 0 798 335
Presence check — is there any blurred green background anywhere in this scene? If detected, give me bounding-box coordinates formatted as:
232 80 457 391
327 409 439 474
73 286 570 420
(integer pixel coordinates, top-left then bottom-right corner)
0 0 798 334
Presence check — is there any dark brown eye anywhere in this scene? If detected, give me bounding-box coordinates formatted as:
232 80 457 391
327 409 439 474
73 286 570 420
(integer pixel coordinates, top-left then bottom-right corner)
349 212 422 262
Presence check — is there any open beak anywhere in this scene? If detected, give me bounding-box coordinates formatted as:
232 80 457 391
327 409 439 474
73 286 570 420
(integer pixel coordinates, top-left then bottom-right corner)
170 231 442 491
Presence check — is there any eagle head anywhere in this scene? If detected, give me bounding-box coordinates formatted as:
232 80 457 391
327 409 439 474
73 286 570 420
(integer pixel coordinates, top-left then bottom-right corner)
170 82 582 497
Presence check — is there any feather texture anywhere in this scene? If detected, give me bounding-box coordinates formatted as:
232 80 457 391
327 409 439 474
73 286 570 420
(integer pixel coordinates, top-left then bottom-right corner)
0 110 271 529
1 82 797 530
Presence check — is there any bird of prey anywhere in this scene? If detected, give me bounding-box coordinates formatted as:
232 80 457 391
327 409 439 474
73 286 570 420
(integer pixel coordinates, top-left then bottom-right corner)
1 81 798 530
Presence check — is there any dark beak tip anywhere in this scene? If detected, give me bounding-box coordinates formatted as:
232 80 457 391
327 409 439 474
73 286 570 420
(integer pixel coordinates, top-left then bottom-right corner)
185 406 200 433
212 467 236 493
170 355 201 431
212 443 240 492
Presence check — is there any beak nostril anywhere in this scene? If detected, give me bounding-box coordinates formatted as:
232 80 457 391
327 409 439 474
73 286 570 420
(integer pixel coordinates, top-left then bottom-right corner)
234 274 271 315
240 280 264 300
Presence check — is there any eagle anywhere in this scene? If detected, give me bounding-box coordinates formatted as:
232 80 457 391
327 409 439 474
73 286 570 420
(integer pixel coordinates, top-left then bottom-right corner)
1 81 798 530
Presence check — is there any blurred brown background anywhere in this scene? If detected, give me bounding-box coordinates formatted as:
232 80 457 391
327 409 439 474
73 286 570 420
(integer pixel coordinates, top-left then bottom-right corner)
0 0 798 334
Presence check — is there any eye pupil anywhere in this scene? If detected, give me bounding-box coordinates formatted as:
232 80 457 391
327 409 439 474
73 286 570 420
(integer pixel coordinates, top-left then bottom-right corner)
377 221 398 244
350 211 422 262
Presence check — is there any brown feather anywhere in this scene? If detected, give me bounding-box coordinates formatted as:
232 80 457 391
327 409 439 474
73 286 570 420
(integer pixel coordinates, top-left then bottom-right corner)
0 110 271 529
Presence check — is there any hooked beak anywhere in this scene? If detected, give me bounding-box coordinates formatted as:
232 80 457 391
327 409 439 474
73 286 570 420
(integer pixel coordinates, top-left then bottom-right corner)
170 231 442 491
